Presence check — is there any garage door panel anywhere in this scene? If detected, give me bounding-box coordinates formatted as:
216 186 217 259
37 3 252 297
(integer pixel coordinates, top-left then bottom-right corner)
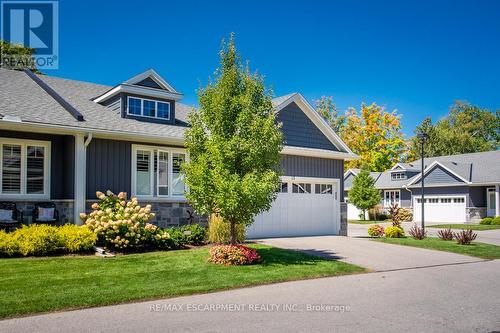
413 196 466 223
247 180 339 238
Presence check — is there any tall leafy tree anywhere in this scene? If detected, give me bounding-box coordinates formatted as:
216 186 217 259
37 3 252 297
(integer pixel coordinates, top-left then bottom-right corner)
183 34 283 244
342 103 405 171
0 40 41 73
315 96 346 133
348 167 380 220
410 101 500 159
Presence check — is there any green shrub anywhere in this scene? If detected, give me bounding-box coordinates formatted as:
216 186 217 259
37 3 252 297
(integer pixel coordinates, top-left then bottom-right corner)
491 217 500 225
480 217 493 225
180 224 207 245
367 225 384 237
58 225 97 252
208 214 245 244
384 226 405 238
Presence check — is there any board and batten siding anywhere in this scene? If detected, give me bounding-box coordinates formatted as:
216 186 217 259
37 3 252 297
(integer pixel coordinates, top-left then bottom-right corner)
277 102 339 151
86 139 132 198
281 154 344 200
413 165 466 186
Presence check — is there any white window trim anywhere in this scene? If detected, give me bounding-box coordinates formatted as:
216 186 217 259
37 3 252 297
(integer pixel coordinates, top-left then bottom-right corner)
0 137 51 200
127 96 171 120
384 190 400 207
131 144 188 200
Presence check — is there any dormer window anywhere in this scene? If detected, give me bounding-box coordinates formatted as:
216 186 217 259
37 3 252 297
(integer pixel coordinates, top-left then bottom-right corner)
127 96 171 120
391 172 406 180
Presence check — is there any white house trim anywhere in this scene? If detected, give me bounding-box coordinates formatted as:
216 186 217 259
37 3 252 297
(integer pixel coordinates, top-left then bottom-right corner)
93 84 183 104
123 69 179 93
273 93 356 156
406 161 471 186
74 133 87 225
282 145 357 160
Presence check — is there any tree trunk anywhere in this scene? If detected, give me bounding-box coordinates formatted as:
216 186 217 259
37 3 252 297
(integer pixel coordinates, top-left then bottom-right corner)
229 219 237 245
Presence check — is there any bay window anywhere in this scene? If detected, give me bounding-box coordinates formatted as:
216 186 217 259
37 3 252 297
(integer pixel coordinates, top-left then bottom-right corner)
0 139 50 198
132 145 187 198
384 190 400 207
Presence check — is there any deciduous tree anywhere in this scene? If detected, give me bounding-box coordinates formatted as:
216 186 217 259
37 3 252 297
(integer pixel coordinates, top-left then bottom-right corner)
315 96 346 133
342 103 405 171
183 34 283 244
348 167 380 220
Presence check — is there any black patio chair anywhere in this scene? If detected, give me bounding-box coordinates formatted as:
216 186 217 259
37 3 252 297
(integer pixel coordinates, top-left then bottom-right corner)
32 202 59 225
0 202 23 232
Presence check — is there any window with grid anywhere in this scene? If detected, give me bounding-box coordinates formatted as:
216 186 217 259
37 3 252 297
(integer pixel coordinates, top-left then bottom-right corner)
0 140 49 197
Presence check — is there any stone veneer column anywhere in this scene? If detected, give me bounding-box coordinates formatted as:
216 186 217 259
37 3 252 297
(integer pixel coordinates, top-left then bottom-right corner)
339 202 348 236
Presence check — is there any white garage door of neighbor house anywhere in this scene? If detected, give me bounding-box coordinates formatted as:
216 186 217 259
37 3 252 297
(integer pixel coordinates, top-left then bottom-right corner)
413 196 466 223
246 178 340 239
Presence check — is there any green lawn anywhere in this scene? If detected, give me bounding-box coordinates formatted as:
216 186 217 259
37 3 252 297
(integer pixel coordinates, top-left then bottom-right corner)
427 224 500 231
348 220 387 224
375 237 500 259
0 245 364 319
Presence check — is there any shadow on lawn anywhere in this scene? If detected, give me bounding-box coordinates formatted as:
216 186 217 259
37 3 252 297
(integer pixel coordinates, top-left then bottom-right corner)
256 247 345 265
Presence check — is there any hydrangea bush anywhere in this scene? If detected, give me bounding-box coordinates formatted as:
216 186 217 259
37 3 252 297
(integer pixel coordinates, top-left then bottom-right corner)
80 191 170 250
208 244 261 266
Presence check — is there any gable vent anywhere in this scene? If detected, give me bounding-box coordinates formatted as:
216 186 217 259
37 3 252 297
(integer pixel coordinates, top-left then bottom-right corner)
24 69 85 121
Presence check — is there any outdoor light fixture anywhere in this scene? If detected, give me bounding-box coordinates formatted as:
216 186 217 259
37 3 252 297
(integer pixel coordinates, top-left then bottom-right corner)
417 132 429 231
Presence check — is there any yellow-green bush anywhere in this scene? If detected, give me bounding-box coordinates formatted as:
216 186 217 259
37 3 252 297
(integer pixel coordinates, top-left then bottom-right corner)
208 214 246 244
384 226 405 238
57 225 97 252
0 224 97 257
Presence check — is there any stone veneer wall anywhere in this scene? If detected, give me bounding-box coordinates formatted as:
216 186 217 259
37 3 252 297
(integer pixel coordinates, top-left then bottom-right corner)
9 200 74 225
339 202 348 236
85 200 208 228
466 207 487 224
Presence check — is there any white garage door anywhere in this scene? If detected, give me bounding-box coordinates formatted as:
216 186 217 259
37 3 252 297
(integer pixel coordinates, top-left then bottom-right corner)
247 178 340 238
413 196 466 223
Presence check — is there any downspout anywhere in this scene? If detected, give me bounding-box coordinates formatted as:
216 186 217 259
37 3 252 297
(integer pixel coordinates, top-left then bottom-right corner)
84 132 93 147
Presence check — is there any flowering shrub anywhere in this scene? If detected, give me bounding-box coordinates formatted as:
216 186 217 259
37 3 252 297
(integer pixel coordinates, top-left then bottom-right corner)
384 226 405 238
367 224 385 238
208 245 261 266
81 191 170 250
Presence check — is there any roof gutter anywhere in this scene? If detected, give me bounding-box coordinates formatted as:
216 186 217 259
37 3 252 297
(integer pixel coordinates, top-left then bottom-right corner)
23 69 85 121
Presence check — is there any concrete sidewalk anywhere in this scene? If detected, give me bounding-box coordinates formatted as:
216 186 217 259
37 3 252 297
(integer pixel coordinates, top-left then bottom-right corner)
257 235 483 271
2 260 499 333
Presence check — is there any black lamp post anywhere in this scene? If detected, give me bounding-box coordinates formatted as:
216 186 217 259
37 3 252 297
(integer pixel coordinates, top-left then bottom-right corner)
417 133 428 232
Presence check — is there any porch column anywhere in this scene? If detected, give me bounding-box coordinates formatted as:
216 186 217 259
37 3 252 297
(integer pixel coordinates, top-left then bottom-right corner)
496 185 500 217
74 133 86 225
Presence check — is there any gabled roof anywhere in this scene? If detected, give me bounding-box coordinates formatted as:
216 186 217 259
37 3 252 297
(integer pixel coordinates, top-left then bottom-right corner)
0 68 191 143
93 69 183 104
271 92 358 159
344 150 500 190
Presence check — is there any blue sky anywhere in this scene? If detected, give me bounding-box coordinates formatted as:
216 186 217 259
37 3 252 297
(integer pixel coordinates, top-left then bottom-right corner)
52 0 500 136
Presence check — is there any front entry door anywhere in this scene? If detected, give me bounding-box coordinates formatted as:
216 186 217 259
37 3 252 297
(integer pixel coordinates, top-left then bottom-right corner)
487 188 496 217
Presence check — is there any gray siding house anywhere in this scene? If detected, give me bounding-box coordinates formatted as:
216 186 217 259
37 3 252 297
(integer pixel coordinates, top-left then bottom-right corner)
0 68 357 238
344 151 500 223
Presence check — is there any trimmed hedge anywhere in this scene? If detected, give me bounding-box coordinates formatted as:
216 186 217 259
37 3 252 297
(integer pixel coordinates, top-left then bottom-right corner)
0 225 97 257
480 217 493 225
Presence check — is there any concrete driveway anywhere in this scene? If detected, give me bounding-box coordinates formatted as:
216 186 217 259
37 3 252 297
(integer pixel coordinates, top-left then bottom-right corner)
349 222 500 246
256 235 483 271
2 260 499 333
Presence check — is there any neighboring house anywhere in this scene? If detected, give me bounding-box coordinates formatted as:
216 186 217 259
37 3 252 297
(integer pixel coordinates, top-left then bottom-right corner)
0 68 357 238
344 151 500 223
